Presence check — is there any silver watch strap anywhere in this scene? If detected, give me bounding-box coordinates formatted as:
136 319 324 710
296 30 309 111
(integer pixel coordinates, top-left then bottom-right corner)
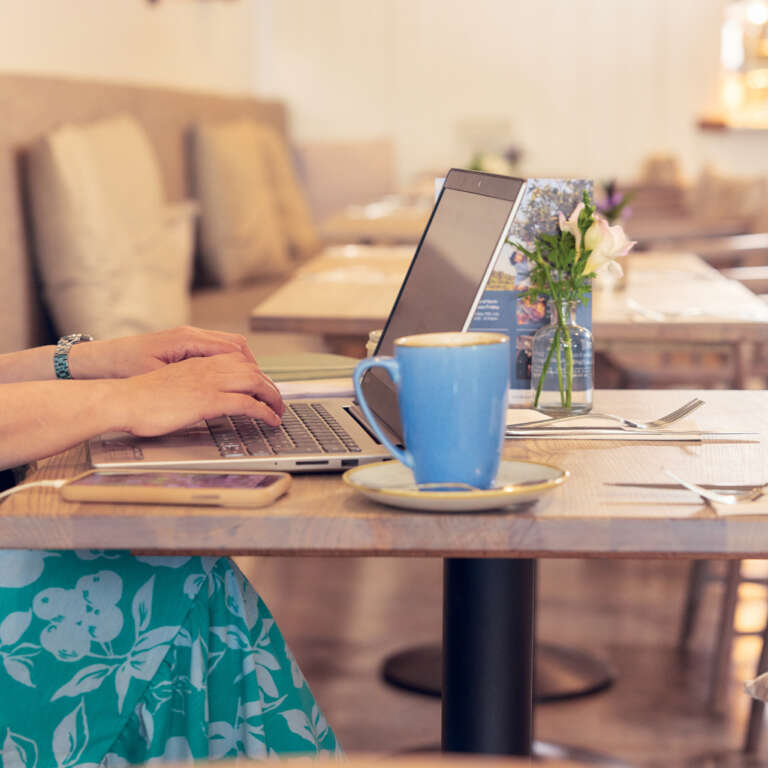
54 333 94 379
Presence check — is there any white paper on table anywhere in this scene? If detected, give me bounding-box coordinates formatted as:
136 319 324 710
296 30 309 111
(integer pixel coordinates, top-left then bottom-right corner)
320 244 415 261
712 495 768 516
277 378 355 400
301 267 404 285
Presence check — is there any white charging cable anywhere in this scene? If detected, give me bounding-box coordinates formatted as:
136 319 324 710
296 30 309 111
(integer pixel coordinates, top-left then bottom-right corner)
0 479 68 501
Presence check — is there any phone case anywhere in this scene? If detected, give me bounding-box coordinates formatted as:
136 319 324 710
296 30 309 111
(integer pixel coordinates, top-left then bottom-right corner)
60 470 291 508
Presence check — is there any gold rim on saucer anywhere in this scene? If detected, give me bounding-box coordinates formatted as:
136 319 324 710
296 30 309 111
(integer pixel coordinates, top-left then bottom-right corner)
342 459 568 512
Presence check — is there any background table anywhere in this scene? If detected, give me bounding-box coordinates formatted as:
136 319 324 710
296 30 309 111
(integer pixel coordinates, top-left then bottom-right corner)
593 253 768 387
251 250 768 386
250 244 412 355
3 390 767 756
320 205 430 245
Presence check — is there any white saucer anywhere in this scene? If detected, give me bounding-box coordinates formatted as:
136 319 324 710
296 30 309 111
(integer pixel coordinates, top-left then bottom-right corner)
342 459 568 512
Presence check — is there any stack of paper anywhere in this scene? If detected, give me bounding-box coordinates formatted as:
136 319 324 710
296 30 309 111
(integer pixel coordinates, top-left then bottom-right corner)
258 354 360 382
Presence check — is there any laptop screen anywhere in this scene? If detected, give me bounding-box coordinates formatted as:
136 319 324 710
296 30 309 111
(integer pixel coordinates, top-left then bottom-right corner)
360 169 524 438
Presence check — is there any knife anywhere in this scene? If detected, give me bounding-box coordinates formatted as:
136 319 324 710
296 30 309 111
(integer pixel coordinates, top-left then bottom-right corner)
605 482 759 491
506 427 758 436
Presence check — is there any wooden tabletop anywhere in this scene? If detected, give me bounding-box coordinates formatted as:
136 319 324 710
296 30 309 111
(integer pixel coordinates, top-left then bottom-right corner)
2 390 767 559
251 244 412 335
320 204 430 245
189 758 582 768
250 250 768 344
174 758 583 768
593 252 768 343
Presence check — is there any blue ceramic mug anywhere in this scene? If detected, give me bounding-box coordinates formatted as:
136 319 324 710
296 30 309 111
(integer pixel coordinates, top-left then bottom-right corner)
353 332 510 489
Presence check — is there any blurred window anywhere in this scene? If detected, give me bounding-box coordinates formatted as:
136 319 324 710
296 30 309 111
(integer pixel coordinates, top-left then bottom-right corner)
717 1 768 126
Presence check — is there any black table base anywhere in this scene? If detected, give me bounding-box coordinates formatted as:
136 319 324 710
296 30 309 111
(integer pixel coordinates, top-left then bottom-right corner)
383 642 615 703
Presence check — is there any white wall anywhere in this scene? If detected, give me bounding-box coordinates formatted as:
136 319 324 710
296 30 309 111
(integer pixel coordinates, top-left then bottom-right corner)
253 0 730 184
0 0 256 94
0 0 756 186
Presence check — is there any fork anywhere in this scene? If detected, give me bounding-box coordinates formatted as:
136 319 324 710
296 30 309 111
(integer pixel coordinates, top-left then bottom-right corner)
509 398 705 431
664 469 768 505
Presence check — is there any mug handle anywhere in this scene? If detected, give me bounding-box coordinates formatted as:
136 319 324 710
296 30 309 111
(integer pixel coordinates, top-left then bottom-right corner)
353 357 413 469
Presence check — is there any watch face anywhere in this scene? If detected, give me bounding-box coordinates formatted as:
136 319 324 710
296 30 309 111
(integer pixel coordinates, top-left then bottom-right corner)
61 333 93 344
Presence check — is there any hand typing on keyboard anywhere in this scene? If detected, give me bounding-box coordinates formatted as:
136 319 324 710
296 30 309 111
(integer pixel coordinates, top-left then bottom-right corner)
206 404 362 458
0 325 284 470
112 351 285 438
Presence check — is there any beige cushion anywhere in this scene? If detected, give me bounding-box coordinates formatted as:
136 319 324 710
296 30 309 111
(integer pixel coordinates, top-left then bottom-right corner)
194 120 290 286
193 119 319 286
257 123 320 258
28 115 196 338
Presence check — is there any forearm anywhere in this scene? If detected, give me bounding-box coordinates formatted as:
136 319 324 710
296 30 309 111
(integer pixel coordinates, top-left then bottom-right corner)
0 342 114 383
0 379 120 468
0 346 57 383
0 328 264 384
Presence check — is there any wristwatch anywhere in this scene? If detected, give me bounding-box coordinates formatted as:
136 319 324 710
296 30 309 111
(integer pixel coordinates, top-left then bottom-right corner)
54 333 94 379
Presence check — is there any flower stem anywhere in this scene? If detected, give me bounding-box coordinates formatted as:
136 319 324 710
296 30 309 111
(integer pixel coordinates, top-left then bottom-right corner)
551 300 570 407
554 327 564 405
559 314 574 408
533 328 558 407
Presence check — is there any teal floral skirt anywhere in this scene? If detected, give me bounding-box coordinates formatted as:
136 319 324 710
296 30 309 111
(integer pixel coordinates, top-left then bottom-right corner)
0 551 340 766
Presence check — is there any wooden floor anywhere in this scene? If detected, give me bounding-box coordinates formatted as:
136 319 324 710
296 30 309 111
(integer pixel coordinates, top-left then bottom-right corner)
237 555 768 767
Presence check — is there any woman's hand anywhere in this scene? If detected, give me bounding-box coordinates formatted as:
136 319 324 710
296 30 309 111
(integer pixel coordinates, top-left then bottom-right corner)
0 351 285 469
69 326 259 379
111 352 285 437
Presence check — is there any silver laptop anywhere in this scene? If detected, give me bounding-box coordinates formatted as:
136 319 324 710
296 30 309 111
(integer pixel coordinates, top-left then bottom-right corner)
88 169 525 473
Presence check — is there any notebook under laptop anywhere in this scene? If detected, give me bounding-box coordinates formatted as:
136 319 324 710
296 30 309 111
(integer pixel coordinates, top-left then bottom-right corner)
88 169 525 473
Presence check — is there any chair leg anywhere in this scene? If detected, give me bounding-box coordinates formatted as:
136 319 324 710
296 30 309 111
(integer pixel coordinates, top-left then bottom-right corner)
708 560 742 714
679 560 709 652
744 598 768 753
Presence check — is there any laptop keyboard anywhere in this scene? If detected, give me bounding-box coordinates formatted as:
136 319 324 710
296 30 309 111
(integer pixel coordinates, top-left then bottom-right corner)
206 403 361 458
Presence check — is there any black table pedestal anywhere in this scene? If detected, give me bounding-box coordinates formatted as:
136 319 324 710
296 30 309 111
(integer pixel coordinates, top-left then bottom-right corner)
442 557 536 754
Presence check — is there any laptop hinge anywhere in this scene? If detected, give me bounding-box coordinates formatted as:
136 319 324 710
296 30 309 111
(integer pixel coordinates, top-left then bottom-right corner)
345 405 402 448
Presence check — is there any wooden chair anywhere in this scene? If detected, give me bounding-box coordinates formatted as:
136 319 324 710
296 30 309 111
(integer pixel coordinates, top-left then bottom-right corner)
626 168 768 256
721 265 768 298
745 622 768 754
679 560 768 754
597 341 744 390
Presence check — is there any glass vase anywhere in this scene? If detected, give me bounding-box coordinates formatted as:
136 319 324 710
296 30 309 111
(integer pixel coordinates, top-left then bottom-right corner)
530 298 593 415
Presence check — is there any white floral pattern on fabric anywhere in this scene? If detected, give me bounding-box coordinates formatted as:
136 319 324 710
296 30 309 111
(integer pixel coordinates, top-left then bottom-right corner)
0 551 339 765
34 570 125 662
0 550 59 588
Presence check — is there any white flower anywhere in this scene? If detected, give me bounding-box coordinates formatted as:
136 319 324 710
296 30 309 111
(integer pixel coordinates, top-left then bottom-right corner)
583 216 635 275
558 202 585 254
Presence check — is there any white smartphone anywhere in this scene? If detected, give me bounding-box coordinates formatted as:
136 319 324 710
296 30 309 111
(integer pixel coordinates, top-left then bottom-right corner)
61 469 291 508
